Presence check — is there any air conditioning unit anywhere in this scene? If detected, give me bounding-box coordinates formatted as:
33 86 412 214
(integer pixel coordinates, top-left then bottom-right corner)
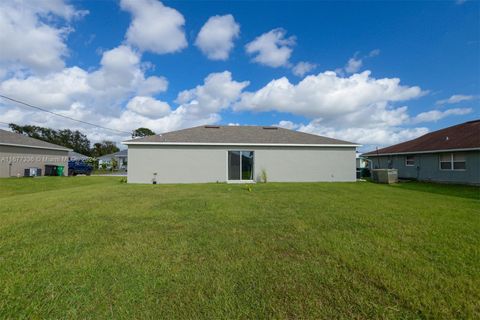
371 169 398 184
24 167 42 177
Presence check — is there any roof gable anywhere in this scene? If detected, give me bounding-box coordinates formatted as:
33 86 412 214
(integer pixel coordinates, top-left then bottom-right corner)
363 120 480 156
123 125 358 146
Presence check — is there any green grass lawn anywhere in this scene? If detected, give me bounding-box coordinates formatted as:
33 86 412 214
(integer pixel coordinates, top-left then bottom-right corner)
0 177 478 319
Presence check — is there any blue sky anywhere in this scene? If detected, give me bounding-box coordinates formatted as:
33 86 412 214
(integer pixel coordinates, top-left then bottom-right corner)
0 0 478 151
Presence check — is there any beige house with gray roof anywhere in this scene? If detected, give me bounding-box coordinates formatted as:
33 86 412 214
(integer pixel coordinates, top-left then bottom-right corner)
123 125 359 184
0 129 69 177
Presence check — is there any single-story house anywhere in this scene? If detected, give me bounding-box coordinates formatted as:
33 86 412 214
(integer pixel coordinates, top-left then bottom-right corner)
98 149 128 169
123 125 359 184
362 120 480 185
0 129 69 177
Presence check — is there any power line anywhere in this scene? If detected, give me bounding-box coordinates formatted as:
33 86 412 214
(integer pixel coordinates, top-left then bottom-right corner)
0 94 131 135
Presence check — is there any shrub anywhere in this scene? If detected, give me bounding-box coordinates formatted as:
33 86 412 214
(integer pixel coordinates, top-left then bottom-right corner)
111 158 118 171
260 169 268 183
85 157 98 169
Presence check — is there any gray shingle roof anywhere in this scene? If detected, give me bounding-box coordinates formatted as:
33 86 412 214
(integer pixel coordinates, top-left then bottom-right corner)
124 125 357 146
362 119 480 156
69 151 90 159
0 129 70 151
98 149 128 160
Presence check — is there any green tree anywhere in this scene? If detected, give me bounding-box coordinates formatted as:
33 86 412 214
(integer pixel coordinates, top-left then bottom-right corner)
9 123 91 156
132 127 155 138
91 141 119 157
111 158 118 171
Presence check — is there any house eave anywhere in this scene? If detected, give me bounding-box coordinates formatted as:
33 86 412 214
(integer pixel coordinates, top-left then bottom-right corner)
362 147 480 157
122 141 361 147
0 142 71 152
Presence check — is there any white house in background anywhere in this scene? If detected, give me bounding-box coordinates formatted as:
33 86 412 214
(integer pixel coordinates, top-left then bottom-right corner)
98 149 128 169
123 125 359 184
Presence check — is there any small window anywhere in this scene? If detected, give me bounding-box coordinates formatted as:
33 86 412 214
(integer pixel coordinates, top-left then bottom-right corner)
453 153 466 170
440 161 452 170
405 155 415 166
439 153 452 170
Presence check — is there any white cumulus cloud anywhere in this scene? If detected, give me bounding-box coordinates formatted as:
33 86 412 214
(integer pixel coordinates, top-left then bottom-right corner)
245 28 296 67
0 44 172 142
435 94 475 105
236 70 431 150
292 61 317 77
1 45 168 113
342 49 380 74
345 57 363 74
300 123 430 150
274 119 430 151
276 120 299 130
0 0 87 75
413 108 472 123
126 96 171 118
195 14 240 60
235 70 424 120
120 0 187 54
176 71 249 115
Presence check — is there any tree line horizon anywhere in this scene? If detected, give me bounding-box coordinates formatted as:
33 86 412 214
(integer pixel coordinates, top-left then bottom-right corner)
8 124 155 158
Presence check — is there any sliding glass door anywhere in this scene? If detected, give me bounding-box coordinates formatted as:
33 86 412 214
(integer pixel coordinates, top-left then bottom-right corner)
228 151 254 181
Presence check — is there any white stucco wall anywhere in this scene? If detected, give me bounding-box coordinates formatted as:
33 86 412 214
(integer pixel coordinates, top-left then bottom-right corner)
0 145 69 177
127 145 356 184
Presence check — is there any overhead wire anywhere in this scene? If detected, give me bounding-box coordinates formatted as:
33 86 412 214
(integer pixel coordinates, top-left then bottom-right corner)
0 94 131 135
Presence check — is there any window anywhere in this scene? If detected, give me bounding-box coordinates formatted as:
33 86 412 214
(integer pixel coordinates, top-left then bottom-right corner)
228 151 254 181
228 151 241 180
439 153 466 171
405 155 415 166
440 153 452 170
241 151 254 180
453 153 466 170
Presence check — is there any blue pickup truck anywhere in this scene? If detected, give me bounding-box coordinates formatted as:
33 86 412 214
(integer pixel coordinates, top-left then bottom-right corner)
68 160 93 176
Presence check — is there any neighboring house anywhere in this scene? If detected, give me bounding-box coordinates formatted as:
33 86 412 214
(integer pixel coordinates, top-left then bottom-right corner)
0 129 69 177
68 151 90 161
362 120 480 185
98 149 128 169
123 125 359 184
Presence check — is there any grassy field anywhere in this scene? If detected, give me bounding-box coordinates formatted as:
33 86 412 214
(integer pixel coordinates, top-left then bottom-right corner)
0 177 478 319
